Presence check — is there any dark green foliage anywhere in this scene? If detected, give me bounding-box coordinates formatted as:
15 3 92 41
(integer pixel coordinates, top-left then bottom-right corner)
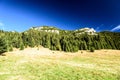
0 27 120 53
0 37 7 54
90 47 95 52
20 43 24 50
81 41 88 50
9 45 13 51
50 34 61 50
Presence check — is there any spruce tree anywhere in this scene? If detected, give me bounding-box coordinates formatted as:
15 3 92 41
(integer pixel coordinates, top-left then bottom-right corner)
20 43 24 50
9 45 13 51
0 38 7 54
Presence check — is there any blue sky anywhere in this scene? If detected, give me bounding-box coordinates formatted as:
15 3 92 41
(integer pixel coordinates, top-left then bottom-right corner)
0 0 120 32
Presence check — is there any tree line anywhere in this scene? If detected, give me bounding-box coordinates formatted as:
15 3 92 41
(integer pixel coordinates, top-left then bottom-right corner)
0 29 120 54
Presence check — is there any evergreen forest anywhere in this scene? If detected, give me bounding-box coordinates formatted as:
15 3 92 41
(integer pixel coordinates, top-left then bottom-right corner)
0 26 120 54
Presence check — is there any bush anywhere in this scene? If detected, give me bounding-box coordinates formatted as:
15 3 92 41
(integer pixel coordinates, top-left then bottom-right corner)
90 47 95 52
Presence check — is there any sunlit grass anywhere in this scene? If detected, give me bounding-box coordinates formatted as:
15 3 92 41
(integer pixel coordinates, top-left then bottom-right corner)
0 50 120 80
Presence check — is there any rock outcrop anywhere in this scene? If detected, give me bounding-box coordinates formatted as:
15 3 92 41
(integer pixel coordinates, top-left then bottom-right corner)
75 27 97 35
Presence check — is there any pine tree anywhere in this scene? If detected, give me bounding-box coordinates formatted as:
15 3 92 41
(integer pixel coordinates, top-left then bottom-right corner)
20 42 24 50
9 45 13 51
83 41 88 50
0 38 7 54
31 37 35 47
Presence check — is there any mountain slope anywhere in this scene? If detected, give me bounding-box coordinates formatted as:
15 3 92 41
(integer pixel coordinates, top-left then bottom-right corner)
0 26 120 53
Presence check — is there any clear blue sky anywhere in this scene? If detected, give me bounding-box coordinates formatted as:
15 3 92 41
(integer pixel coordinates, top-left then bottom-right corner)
0 0 120 32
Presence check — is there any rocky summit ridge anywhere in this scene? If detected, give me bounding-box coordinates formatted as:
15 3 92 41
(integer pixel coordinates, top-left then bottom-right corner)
30 26 97 35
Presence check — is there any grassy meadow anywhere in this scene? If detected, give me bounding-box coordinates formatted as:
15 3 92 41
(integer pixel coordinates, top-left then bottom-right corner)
0 48 120 80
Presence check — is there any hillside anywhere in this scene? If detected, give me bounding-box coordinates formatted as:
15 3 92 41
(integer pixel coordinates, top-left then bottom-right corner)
0 26 120 54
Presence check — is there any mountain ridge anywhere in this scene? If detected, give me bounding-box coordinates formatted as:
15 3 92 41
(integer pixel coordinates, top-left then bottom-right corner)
30 26 97 35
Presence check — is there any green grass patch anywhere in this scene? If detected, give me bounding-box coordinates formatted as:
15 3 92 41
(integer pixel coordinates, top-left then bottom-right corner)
0 52 120 80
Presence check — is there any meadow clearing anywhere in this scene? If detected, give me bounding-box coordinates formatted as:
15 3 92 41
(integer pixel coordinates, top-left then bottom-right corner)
0 47 120 80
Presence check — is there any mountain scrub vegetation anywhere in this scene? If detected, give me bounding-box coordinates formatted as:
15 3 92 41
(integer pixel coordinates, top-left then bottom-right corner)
0 26 120 54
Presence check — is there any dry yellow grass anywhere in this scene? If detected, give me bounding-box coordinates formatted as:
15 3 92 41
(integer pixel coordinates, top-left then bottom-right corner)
1 47 120 80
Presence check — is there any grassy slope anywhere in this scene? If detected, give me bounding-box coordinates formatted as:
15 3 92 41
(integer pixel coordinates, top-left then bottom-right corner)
0 49 120 80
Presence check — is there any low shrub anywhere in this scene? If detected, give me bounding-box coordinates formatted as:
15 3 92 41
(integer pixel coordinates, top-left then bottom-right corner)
90 47 95 52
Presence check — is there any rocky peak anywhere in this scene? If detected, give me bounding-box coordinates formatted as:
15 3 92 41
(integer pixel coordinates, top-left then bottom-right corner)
31 26 60 34
75 27 97 35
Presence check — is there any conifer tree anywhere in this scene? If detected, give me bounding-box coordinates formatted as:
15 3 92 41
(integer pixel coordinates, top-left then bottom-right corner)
9 45 13 51
0 38 7 54
20 42 24 50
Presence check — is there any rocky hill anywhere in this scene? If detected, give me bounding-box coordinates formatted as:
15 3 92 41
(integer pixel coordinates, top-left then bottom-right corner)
30 26 97 35
74 27 97 35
